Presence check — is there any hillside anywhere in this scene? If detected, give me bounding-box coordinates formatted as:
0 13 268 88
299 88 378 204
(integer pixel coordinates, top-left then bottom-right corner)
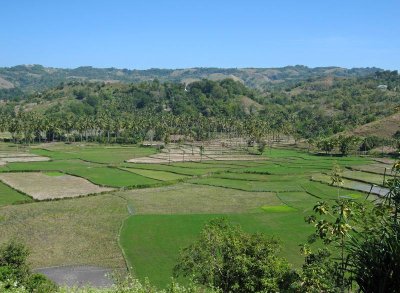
0 70 399 141
0 65 381 99
345 111 400 138
12 78 257 118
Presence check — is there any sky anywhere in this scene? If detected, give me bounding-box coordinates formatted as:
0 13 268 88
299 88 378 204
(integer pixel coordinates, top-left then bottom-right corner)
0 0 399 70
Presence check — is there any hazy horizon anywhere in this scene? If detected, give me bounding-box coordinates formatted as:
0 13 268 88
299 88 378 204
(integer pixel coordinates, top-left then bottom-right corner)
0 64 389 71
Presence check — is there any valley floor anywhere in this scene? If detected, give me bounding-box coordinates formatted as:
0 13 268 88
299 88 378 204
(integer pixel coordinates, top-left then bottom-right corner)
0 142 391 288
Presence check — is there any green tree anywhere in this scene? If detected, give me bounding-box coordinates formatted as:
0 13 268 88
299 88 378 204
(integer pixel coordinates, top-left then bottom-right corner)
305 199 358 292
317 138 336 155
292 246 340 293
174 218 292 293
330 162 344 197
0 241 56 291
337 135 357 156
0 240 30 283
345 161 400 292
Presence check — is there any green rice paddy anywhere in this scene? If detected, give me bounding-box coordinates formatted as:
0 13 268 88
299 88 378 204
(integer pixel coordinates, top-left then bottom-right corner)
0 142 390 289
261 205 297 212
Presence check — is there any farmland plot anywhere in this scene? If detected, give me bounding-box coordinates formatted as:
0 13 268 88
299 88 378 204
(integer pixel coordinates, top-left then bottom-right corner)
0 172 113 200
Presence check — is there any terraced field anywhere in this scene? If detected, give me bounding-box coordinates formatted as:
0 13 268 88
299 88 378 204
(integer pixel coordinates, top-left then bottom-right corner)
0 141 393 289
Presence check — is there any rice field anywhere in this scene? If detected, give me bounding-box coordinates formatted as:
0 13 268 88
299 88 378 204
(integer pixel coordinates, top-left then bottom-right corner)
0 181 31 206
0 142 393 289
121 168 188 181
114 183 282 214
0 172 113 200
120 212 313 287
0 194 128 269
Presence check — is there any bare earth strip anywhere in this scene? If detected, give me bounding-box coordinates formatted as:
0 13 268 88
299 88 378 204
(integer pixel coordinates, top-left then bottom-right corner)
35 266 114 288
0 152 50 163
0 173 113 200
0 156 50 163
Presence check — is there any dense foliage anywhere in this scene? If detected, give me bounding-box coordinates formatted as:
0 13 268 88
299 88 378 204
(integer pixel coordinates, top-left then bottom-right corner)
1 70 399 144
174 218 292 292
0 241 57 292
302 161 400 293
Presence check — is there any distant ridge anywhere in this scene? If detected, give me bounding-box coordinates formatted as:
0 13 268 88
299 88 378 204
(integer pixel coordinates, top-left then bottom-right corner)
0 64 381 98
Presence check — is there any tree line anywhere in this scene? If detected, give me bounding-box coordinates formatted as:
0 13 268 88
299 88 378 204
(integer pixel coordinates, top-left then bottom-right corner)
0 111 276 147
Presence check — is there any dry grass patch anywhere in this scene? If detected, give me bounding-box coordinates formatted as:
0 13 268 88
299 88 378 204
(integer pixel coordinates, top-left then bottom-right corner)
350 163 392 175
345 111 400 138
115 183 282 214
128 153 265 163
127 142 265 164
0 172 113 200
0 151 50 164
0 194 127 269
0 156 50 163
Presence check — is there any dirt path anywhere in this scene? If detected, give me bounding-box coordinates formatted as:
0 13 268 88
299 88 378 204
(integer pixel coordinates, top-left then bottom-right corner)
35 265 116 288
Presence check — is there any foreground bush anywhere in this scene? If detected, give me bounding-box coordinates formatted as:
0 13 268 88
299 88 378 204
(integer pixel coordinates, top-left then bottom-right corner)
0 240 56 292
174 218 292 292
0 277 215 293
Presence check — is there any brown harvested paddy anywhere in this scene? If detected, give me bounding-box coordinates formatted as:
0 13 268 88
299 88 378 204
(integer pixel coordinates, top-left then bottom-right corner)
127 143 265 164
0 156 50 163
0 172 113 200
0 194 128 269
0 152 50 164
372 158 396 165
350 163 393 175
115 183 282 214
128 154 265 163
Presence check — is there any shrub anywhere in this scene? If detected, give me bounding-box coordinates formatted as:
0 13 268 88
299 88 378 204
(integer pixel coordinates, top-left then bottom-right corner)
25 274 57 293
174 218 292 292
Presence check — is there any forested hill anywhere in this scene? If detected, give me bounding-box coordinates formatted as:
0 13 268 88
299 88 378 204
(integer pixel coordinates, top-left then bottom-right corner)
0 64 381 99
9 79 259 118
1 70 399 141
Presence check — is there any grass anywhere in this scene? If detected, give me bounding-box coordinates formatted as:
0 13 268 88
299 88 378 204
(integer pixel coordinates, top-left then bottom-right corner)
115 183 282 214
0 194 128 268
0 172 112 200
311 173 387 196
122 168 188 181
70 167 161 187
3 160 161 188
123 163 226 176
189 177 306 192
117 149 376 287
350 163 392 175
0 143 384 288
261 205 297 212
343 170 391 186
277 192 322 211
301 181 364 199
0 181 32 206
4 159 102 172
240 164 331 175
32 143 157 164
120 212 313 288
212 172 311 183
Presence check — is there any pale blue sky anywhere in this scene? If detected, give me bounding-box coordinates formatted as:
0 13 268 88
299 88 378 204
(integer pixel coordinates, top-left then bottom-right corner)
0 0 399 69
